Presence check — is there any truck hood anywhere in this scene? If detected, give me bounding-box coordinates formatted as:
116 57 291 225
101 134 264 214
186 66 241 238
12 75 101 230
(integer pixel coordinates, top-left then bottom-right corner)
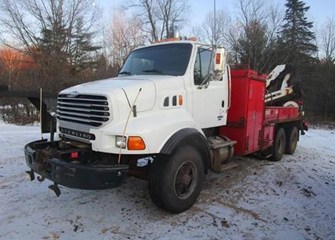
60 75 184 112
60 75 177 113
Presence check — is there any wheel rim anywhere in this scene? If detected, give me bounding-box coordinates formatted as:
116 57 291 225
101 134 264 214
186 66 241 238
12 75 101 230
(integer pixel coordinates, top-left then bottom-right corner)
174 161 198 199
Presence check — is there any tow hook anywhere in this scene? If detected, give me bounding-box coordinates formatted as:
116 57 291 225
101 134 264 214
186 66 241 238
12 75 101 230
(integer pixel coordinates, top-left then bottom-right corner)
48 184 61 197
25 170 35 181
37 175 46 182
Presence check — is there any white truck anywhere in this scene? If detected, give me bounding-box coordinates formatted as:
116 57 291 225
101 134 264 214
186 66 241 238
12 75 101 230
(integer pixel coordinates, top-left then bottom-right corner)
24 38 307 213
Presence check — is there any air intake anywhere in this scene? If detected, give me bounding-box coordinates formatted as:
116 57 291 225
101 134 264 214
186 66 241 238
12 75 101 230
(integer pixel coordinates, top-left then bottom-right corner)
57 94 110 127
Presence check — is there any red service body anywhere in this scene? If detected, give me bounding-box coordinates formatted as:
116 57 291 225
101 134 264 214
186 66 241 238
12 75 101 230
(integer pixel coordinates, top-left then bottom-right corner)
220 68 302 156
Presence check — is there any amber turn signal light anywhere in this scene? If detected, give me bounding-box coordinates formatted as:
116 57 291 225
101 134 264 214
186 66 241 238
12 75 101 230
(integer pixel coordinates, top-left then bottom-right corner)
127 136 146 150
216 53 221 64
178 95 183 106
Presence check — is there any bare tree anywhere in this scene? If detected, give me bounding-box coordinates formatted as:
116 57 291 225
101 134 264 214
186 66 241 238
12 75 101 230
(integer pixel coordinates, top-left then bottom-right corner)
0 0 101 90
228 0 283 72
319 18 335 63
193 0 283 71
193 10 231 46
237 0 268 26
0 48 24 87
126 0 189 42
106 10 146 68
0 0 98 52
308 18 335 120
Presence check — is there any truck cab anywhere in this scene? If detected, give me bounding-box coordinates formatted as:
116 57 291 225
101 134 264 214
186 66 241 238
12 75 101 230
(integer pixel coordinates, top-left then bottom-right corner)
57 40 230 155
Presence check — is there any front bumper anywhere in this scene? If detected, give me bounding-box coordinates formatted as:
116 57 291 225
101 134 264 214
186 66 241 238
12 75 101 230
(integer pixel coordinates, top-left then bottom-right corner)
24 140 129 189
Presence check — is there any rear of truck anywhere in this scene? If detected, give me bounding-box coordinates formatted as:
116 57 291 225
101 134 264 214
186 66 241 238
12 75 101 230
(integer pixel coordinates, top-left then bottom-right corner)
219 67 307 161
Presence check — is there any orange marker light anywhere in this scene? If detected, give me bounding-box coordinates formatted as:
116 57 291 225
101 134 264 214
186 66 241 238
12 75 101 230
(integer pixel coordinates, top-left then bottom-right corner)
187 37 198 41
128 136 146 150
216 53 221 64
178 95 183 105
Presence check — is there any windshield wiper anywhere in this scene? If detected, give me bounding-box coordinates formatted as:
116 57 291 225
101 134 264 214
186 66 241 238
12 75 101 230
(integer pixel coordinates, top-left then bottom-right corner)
142 69 164 74
119 71 131 75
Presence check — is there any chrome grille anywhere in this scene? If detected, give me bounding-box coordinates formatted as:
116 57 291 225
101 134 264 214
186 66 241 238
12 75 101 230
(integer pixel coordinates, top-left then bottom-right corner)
57 94 110 127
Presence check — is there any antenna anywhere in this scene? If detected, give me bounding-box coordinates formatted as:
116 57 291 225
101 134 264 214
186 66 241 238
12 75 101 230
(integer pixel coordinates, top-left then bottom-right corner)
117 88 142 165
213 0 217 46
39 88 43 140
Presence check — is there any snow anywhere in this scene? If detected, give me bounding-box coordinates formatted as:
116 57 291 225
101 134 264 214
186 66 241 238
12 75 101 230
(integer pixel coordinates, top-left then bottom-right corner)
0 122 334 240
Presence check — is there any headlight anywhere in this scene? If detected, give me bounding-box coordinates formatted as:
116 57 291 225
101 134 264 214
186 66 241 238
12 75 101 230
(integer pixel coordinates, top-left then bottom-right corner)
115 136 127 149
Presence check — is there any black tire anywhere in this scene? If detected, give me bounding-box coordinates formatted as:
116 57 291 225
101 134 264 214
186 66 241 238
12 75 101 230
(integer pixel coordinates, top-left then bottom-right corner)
149 146 204 213
285 126 299 154
271 128 286 161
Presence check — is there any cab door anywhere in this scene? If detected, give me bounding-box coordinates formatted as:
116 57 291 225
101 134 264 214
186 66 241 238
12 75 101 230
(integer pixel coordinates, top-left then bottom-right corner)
191 47 228 128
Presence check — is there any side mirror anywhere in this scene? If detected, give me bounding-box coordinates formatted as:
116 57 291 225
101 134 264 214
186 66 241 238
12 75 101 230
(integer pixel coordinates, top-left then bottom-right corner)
213 48 227 81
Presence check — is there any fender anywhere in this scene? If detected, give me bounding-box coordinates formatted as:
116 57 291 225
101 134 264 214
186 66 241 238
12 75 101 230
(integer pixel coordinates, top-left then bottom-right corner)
160 128 210 173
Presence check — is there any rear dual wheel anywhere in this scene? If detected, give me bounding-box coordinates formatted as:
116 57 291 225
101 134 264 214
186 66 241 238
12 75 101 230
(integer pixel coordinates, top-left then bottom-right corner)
271 128 286 161
285 126 299 155
271 126 299 161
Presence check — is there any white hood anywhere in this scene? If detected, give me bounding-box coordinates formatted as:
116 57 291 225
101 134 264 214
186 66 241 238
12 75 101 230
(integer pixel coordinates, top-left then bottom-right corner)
59 75 184 113
60 76 157 112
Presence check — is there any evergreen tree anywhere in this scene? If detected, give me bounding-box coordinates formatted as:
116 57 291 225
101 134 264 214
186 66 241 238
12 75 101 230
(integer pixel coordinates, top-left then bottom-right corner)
36 16 101 90
278 0 318 68
233 20 274 73
69 17 101 75
38 18 70 81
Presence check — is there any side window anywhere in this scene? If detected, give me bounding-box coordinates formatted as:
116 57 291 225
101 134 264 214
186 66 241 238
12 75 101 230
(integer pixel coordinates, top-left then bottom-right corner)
194 48 213 85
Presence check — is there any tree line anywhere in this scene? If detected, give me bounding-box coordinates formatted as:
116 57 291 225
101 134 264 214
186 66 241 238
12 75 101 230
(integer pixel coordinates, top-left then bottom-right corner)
0 0 334 123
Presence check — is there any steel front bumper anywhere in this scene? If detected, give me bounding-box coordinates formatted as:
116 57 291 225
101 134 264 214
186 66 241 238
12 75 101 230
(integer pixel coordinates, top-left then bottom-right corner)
24 140 129 190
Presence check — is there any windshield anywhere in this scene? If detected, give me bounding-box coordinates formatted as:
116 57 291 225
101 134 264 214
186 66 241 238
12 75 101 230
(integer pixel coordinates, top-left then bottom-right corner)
119 43 192 77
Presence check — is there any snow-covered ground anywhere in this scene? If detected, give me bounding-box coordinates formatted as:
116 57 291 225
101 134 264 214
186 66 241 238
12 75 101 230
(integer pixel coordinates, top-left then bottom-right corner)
0 122 334 240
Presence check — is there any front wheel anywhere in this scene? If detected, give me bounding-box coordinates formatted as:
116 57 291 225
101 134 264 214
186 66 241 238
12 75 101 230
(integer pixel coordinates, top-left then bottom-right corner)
149 146 204 213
